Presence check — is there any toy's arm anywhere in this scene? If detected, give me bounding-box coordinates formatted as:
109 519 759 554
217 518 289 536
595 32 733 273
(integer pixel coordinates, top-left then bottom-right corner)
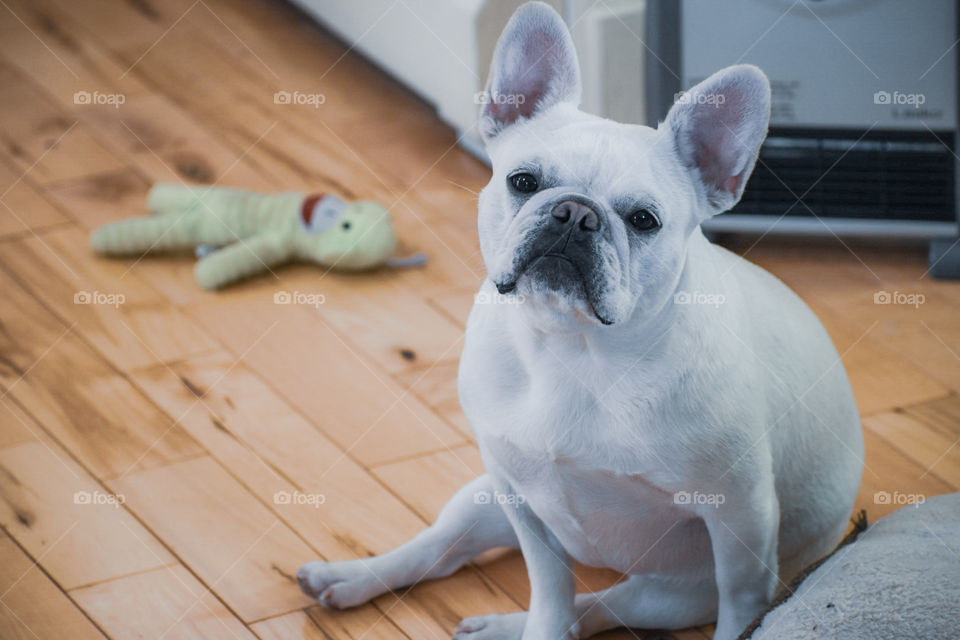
194 232 292 290
90 211 201 254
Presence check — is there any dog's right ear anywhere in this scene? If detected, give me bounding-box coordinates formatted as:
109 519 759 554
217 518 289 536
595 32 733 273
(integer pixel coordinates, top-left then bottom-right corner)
480 2 581 140
662 65 771 216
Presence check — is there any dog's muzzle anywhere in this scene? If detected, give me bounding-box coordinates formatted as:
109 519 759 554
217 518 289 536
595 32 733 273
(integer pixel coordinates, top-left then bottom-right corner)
495 194 612 323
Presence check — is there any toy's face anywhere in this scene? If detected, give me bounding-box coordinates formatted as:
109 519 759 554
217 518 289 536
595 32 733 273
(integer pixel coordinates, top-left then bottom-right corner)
299 199 396 269
301 194 349 234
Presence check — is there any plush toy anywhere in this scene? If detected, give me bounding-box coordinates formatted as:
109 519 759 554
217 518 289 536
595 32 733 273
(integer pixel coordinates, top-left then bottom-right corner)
90 184 424 290
741 493 960 640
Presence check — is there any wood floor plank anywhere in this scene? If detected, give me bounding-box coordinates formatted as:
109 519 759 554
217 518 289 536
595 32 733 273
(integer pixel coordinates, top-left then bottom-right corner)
183 294 466 466
854 428 955 521
0 268 202 478
0 2 274 194
370 445 484 521
429 289 477 327
42 169 152 231
39 0 196 55
725 236 889 307
314 274 465 376
0 226 218 371
368 565 521 640
0 157 69 237
864 396 960 490
71 565 257 640
0 397 41 450
895 393 960 441
0 440 174 590
198 0 493 203
727 237 960 400
0 63 125 186
126 356 528 636
0 0 150 104
814 306 949 415
0 530 106 640
128 351 428 561
110 455 317 622
857 297 960 394
77 93 279 189
395 360 472 439
253 608 406 640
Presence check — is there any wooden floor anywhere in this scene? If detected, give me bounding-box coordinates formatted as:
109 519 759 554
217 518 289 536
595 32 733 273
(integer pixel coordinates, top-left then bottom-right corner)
0 0 958 638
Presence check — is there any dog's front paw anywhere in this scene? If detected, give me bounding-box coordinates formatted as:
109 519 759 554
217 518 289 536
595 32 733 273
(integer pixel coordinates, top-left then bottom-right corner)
453 612 526 639
296 559 384 609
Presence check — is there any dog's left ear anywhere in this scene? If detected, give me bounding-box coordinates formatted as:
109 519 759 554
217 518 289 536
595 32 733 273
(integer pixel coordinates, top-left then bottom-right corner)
663 65 771 215
480 2 581 140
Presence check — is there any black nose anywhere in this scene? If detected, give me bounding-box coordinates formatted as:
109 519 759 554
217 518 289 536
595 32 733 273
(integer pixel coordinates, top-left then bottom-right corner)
551 200 600 231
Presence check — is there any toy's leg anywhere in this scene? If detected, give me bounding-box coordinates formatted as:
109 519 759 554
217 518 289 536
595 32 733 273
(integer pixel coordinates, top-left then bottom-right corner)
297 475 517 609
454 574 718 639
193 232 291 289
89 211 202 255
146 183 223 214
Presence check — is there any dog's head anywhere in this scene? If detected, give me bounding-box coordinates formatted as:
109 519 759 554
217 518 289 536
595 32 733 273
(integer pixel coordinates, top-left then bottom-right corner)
478 2 770 328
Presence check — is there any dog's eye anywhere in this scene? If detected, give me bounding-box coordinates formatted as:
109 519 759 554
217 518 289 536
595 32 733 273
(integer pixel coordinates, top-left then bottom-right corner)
627 209 660 232
509 172 538 193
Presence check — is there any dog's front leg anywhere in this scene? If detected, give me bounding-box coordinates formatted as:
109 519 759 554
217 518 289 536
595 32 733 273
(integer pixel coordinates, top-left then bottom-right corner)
699 479 780 640
497 479 578 640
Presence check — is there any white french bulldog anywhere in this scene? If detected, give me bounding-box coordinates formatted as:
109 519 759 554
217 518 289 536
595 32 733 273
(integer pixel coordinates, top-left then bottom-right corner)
298 3 864 639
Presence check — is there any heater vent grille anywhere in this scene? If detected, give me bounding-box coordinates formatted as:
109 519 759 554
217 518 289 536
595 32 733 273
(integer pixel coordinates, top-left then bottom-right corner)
733 128 956 222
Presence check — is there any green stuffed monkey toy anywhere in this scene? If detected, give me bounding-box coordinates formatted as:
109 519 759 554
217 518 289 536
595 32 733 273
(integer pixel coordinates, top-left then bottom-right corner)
90 184 424 290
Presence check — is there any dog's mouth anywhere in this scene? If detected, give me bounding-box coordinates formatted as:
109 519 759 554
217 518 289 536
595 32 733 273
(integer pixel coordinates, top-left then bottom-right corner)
496 252 613 325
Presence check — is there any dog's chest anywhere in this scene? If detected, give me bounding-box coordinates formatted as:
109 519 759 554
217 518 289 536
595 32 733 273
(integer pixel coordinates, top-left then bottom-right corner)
485 432 699 572
459 313 708 571
466 371 696 572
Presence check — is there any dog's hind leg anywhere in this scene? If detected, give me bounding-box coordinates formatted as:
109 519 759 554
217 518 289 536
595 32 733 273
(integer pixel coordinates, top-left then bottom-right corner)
454 574 718 639
575 574 718 634
297 474 517 609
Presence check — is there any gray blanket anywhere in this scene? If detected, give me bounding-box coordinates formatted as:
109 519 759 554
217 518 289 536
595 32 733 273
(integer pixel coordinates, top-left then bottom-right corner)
747 492 960 640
